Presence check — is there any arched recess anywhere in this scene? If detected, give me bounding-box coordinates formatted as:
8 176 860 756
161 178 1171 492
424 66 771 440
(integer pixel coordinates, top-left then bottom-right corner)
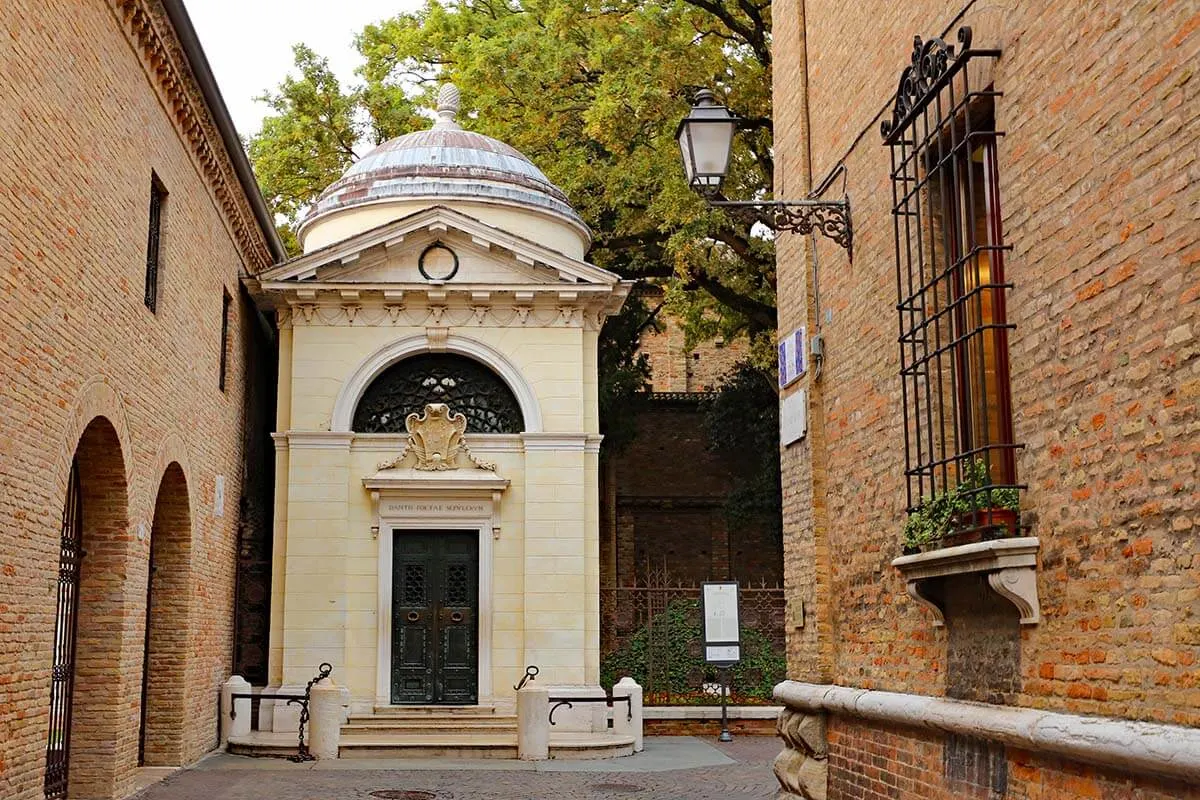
49 416 133 800
330 333 543 433
139 462 192 767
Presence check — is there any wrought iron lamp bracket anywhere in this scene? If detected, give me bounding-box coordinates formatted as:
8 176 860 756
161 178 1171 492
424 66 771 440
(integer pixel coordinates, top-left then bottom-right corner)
709 198 853 256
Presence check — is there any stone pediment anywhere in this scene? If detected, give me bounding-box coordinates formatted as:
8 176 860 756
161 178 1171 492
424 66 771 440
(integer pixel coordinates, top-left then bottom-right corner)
258 205 620 289
252 207 632 330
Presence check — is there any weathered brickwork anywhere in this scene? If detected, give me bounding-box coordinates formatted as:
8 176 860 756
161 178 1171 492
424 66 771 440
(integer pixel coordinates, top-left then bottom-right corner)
827 717 1200 800
637 304 749 393
774 0 1199 794
0 1 275 798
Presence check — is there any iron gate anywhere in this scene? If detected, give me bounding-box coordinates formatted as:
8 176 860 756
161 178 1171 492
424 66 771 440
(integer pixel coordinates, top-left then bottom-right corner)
45 461 82 799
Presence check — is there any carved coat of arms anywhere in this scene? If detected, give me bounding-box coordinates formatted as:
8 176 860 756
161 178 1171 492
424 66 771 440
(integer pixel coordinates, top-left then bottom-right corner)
377 403 495 471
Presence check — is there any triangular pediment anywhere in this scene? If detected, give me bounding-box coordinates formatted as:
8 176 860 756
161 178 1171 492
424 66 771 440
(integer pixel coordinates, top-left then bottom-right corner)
258 206 619 288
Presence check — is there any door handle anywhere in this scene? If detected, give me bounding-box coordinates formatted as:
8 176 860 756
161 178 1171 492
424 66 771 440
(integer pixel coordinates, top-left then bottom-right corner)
450 611 464 624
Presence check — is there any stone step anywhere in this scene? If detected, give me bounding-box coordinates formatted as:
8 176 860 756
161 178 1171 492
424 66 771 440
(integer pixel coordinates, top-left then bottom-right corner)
338 735 518 760
369 704 500 717
336 732 636 760
343 717 517 732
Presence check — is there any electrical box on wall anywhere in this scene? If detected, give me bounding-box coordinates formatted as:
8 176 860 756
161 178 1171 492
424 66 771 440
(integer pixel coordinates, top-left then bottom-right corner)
780 389 808 446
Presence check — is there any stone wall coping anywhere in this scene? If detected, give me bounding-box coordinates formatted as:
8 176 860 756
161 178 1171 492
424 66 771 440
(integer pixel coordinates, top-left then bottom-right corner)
774 681 1200 783
642 705 782 720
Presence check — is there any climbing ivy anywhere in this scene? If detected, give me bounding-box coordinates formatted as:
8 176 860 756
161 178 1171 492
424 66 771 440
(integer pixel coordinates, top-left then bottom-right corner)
600 599 785 704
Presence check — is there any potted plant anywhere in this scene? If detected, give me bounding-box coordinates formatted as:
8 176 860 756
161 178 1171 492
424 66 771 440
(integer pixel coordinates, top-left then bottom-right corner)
902 459 1019 553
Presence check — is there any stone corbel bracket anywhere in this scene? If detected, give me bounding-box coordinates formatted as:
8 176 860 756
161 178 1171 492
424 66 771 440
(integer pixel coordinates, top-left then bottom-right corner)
891 537 1041 627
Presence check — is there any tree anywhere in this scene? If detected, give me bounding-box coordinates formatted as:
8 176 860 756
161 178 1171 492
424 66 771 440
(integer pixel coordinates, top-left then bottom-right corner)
249 0 776 349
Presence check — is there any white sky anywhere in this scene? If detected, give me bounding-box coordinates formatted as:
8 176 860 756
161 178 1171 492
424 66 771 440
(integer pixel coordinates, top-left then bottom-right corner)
184 0 424 140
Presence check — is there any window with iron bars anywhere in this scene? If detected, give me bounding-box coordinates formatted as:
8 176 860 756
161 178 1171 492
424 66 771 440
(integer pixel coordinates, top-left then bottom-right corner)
882 27 1022 537
144 173 167 313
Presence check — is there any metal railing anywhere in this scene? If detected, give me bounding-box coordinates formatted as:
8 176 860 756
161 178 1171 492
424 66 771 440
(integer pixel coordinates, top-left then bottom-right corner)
228 662 331 762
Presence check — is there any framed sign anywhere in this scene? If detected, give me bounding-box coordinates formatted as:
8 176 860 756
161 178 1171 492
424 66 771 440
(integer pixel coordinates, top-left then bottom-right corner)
778 327 807 388
701 581 740 665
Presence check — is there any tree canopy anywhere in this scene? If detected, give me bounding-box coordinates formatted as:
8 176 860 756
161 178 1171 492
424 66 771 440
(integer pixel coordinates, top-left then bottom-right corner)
248 0 776 349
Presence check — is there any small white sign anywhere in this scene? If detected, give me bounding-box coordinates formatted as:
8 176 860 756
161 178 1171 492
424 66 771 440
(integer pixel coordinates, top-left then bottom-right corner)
702 581 741 664
778 327 807 388
780 389 808 446
213 475 226 518
706 645 741 663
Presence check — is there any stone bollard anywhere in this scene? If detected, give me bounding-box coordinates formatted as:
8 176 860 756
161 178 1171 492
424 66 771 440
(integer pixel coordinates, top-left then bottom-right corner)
307 679 345 760
517 684 550 761
220 675 251 749
613 677 644 753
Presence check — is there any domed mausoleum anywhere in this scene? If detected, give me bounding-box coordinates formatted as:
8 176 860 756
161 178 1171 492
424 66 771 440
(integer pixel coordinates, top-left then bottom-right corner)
252 85 632 756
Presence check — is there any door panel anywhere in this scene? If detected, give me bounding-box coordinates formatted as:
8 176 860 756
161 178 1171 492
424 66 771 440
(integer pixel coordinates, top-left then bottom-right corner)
391 531 478 704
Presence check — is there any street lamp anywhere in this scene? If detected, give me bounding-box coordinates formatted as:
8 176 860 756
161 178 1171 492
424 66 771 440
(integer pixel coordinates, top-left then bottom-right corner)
676 89 853 254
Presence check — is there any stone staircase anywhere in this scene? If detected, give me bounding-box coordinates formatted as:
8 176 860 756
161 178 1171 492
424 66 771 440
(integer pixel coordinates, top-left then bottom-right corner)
338 705 633 759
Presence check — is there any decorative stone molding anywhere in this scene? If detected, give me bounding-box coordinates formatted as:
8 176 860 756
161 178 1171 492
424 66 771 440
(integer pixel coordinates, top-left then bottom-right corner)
774 681 1200 785
271 295 616 330
891 537 1041 626
773 707 828 800
108 0 274 270
379 403 497 472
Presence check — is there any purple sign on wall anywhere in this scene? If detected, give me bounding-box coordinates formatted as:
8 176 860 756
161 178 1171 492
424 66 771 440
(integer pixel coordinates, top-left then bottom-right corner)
778 327 807 388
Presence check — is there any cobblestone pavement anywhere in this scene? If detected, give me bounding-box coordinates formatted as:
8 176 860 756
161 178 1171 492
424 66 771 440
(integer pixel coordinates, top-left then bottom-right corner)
134 737 781 800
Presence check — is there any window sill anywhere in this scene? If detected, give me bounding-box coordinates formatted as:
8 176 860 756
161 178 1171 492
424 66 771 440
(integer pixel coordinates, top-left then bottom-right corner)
891 536 1040 627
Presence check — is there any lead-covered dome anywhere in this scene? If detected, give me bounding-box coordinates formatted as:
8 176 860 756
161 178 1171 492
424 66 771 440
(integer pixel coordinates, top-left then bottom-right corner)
297 85 589 255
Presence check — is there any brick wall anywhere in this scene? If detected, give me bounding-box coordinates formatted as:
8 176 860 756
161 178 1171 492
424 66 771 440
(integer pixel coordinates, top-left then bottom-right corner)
604 398 782 586
826 716 1200 800
774 0 1199 793
636 288 749 393
0 1 274 798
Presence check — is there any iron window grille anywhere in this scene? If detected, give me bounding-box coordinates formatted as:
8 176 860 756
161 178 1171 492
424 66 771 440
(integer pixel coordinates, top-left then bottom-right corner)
352 354 524 434
882 27 1022 529
144 173 167 312
219 289 231 392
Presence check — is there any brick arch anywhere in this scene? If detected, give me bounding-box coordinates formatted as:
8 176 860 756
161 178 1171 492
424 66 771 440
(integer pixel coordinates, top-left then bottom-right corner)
139 461 193 766
53 379 133 507
65 415 137 799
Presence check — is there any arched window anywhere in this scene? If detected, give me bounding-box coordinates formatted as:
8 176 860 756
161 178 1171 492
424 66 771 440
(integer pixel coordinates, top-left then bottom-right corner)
352 354 524 434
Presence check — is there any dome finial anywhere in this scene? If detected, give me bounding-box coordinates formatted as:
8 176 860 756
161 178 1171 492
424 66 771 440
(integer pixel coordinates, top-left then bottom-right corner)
433 83 462 130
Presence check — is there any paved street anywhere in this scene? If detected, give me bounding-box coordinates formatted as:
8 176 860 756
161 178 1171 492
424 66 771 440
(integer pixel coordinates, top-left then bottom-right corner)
132 737 781 800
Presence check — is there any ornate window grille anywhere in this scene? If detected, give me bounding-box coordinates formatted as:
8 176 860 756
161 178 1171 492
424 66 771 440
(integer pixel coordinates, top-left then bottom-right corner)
144 173 167 312
882 27 1021 525
352 354 524 434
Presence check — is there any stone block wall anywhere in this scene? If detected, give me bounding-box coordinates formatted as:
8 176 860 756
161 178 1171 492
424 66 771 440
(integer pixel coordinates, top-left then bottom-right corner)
772 0 1198 794
0 1 276 798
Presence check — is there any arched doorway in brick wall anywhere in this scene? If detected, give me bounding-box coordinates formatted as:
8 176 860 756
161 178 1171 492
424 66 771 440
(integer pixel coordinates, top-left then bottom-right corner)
138 462 191 767
45 417 131 800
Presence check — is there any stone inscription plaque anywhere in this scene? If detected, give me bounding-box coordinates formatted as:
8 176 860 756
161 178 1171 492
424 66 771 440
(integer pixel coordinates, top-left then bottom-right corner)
381 500 490 518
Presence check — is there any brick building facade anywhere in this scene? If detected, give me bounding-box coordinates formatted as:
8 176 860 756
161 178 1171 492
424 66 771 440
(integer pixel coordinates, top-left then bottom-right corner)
771 1 1199 797
0 2 282 798
599 287 781 589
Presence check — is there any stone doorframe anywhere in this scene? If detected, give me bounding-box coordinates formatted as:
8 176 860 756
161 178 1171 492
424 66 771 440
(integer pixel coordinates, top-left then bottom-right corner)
370 483 508 707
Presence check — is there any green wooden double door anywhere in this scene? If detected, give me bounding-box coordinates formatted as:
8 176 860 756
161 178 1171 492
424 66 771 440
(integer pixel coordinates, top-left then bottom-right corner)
391 530 479 704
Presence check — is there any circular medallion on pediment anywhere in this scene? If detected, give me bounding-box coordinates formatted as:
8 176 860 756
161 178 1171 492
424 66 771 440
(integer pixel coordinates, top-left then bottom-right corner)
418 242 459 281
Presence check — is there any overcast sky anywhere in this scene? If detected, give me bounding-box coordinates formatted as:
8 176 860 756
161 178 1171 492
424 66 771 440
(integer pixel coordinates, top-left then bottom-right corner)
184 0 424 140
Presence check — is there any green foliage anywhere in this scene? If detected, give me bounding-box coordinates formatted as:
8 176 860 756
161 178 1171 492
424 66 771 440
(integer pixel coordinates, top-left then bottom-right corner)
600 599 785 703
902 459 1021 551
702 361 782 542
247 0 778 341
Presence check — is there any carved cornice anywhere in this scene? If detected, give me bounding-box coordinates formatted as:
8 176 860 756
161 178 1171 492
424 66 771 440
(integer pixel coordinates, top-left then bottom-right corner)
277 296 615 331
109 0 275 271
